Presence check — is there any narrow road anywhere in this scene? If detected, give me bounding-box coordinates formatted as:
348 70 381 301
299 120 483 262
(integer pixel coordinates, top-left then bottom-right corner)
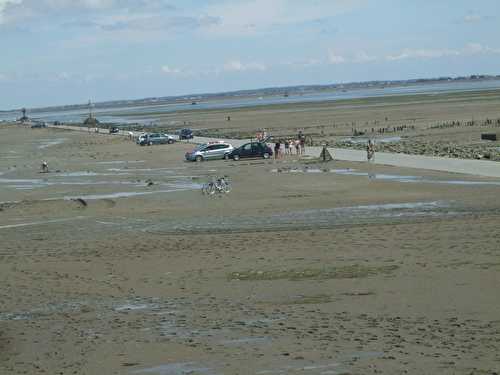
47 124 500 178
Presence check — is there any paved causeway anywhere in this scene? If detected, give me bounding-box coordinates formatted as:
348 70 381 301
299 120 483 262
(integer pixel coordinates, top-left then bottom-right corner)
47 125 500 178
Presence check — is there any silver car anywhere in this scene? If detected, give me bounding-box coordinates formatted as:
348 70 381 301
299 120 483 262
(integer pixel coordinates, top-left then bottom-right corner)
185 142 234 162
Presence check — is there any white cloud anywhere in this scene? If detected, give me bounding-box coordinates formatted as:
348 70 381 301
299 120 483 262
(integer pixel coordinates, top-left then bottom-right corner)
0 0 21 23
0 0 175 27
352 51 376 63
464 14 482 23
386 43 500 61
57 72 71 80
203 0 365 36
386 48 459 61
287 49 376 67
463 42 500 54
327 50 346 64
161 65 182 75
223 60 267 72
288 58 323 68
0 0 114 25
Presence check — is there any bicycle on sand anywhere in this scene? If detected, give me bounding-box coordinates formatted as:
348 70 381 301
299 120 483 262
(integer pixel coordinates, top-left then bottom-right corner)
202 176 232 195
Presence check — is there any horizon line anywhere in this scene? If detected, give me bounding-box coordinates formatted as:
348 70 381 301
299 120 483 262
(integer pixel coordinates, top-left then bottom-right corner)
2 73 500 113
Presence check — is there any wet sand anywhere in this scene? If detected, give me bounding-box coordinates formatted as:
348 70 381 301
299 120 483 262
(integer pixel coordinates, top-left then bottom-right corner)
1 124 500 375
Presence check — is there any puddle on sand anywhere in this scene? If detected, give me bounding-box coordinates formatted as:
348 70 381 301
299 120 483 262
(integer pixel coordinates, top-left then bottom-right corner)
344 351 384 360
0 177 148 190
37 138 66 149
0 300 89 321
256 361 342 375
105 168 196 177
333 169 500 185
220 336 271 346
114 302 160 312
95 160 145 165
145 201 458 234
0 216 87 231
256 352 382 375
59 184 201 201
54 171 131 177
427 179 500 186
131 363 217 375
340 136 402 144
0 177 45 184
0 171 200 192
271 168 500 186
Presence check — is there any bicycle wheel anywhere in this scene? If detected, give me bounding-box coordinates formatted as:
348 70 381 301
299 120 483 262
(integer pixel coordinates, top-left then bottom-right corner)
207 182 216 195
221 180 231 193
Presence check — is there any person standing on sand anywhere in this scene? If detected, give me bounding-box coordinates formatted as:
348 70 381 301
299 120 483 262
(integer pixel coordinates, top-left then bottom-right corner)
274 141 281 159
284 139 290 155
367 139 375 162
295 139 300 155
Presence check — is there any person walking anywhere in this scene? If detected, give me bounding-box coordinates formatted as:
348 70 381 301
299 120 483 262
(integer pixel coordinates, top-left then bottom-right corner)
274 141 281 160
367 139 375 162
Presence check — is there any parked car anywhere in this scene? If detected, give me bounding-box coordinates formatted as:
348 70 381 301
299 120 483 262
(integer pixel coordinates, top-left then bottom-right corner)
136 133 148 144
109 127 120 134
179 128 194 140
139 133 175 146
31 122 47 128
185 142 234 162
228 142 273 160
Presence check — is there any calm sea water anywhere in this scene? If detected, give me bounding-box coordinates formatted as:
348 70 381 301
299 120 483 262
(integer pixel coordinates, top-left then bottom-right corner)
2 79 500 125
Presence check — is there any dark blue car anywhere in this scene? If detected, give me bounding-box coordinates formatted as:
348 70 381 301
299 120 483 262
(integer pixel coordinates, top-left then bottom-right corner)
179 128 193 140
228 142 273 161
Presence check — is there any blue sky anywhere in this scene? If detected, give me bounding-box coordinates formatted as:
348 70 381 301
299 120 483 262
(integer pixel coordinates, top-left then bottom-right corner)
0 0 499 109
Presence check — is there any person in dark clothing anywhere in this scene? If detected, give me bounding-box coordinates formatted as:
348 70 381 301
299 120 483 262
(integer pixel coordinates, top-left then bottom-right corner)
274 141 281 159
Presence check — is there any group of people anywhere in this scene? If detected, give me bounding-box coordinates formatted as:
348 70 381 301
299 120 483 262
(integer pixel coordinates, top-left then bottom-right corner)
272 131 306 159
273 138 305 159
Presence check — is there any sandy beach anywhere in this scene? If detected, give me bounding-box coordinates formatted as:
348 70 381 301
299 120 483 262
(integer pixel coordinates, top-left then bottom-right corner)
1 121 500 375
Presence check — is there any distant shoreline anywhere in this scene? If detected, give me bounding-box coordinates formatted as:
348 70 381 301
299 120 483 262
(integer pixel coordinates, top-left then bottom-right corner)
1 74 500 114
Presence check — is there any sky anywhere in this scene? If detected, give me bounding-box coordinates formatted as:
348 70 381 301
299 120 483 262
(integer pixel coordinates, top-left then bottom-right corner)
0 0 499 109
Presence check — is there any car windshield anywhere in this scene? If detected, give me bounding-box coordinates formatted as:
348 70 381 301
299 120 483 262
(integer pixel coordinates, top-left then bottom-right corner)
193 144 207 151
